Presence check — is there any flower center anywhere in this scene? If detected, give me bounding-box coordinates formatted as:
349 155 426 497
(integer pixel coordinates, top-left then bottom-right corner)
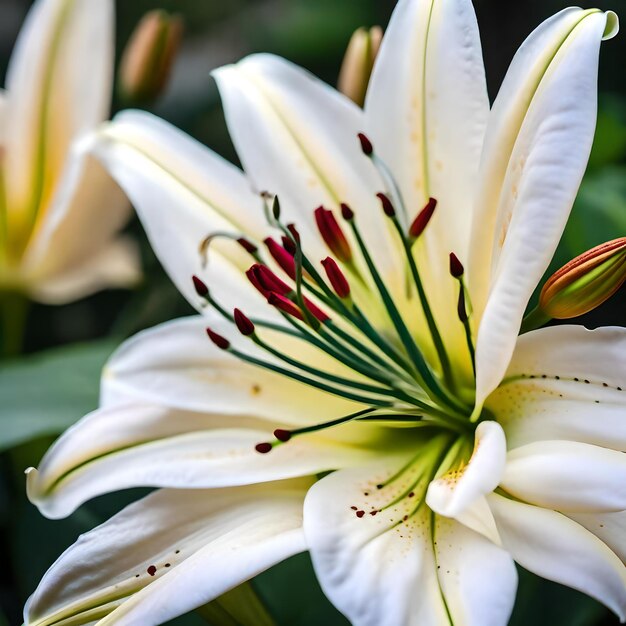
194 133 480 454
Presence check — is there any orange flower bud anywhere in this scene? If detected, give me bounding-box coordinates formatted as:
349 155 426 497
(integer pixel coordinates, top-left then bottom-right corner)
118 10 183 104
337 26 383 107
539 238 626 319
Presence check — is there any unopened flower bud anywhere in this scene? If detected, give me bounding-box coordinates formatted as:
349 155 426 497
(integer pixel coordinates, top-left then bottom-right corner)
233 309 255 336
539 238 626 319
338 26 383 107
119 10 183 104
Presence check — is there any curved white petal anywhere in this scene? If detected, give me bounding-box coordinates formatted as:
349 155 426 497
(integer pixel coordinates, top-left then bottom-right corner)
426 420 506 518
26 236 140 304
501 440 626 513
22 145 132 286
304 458 516 626
492 326 626 449
569 511 626 563
489 494 626 620
213 54 402 283
26 481 309 626
27 402 373 520
304 460 451 626
91 110 267 311
4 0 113 237
101 315 361 426
365 0 489 377
434 516 517 626
472 9 615 406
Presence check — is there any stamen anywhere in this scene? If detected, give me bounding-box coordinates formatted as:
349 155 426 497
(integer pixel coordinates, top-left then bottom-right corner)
449 252 464 278
255 442 273 454
314 206 352 262
206 327 230 350
321 257 351 299
376 192 396 217
268 293 307 321
357 132 374 156
233 308 255 336
281 235 297 255
409 198 437 241
264 238 296 279
449 252 475 375
192 275 209 297
237 237 258 255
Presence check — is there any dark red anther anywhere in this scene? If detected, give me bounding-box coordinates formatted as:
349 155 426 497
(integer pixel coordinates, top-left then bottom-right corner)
281 235 297 255
256 265 292 296
302 296 330 323
264 237 296 279
237 237 258 255
409 197 437 239
457 284 468 323
268 293 305 320
233 308 255 336
246 265 269 297
287 223 301 245
377 192 396 217
357 132 374 156
206 327 230 350
255 442 273 454
192 275 209 297
321 257 351 299
449 252 464 278
341 203 355 221
314 206 352 262
273 428 292 442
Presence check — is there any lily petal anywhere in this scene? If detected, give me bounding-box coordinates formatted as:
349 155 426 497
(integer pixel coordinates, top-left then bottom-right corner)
569 511 626 563
4 0 114 240
26 481 309 626
434 516 517 626
91 110 267 310
491 325 626 449
489 493 626 620
472 9 617 406
101 315 361 425
501 440 626 513
27 402 372 520
365 0 488 376
26 235 140 304
213 54 402 282
304 459 516 626
426 420 506 518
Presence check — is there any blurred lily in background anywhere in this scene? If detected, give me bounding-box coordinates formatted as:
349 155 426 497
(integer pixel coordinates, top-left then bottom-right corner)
22 1 626 625
0 0 139 335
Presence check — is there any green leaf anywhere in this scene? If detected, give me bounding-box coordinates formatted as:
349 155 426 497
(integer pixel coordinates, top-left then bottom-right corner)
0 339 117 451
196 581 275 626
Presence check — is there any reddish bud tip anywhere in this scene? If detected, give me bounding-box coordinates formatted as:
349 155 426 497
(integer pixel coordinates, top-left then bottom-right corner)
268 293 305 321
206 327 230 350
357 132 374 156
409 197 437 239
233 308 255 336
255 442 273 454
341 203 355 221
246 265 268 297
314 206 352 262
287 223 301 245
256 265 292 296
237 237 258 255
273 428 292 442
264 238 296 280
321 257 351 299
281 235 297 255
192 275 209 297
449 252 464 278
377 192 395 217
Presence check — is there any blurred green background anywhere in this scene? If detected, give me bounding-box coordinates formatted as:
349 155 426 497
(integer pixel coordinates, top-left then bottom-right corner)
0 0 624 624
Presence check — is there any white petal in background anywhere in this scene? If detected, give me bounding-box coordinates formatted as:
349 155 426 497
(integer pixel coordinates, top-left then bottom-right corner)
489 494 626 620
3 0 114 238
26 481 310 626
472 9 617 406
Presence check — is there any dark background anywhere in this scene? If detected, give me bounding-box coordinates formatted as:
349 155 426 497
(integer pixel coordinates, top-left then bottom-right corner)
0 1 624 624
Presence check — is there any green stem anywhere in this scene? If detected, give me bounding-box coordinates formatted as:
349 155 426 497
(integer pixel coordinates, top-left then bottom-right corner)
520 306 551 334
0 291 29 359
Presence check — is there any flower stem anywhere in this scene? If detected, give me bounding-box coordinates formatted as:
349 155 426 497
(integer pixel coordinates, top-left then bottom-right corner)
520 306 551 334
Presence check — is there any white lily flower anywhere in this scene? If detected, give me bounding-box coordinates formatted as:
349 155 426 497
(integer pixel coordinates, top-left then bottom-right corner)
25 2 625 625
0 0 139 304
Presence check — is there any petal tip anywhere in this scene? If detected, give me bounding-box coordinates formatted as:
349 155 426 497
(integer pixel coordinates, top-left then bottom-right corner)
603 10 619 40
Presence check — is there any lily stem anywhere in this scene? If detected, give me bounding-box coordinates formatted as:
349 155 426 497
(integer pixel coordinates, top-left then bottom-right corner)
0 290 29 359
520 306 551 334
